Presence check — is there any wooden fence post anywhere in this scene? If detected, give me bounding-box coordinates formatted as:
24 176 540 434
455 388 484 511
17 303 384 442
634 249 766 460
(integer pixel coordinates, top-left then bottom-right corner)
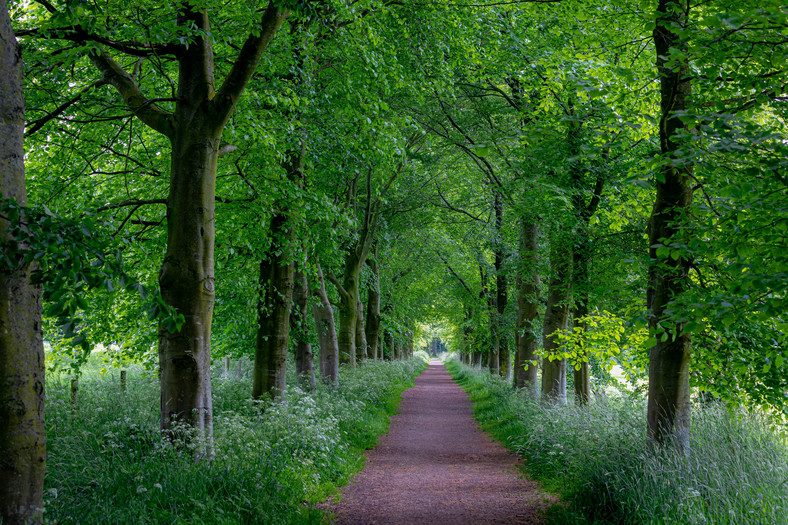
70 378 78 409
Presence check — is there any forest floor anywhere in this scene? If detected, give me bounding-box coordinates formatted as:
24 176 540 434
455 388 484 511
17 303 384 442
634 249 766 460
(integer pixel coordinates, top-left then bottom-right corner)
325 359 557 524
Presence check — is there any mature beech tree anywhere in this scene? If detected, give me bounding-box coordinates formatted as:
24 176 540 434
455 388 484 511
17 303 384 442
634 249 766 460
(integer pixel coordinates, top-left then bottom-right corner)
0 2 45 521
646 0 694 451
18 1 290 441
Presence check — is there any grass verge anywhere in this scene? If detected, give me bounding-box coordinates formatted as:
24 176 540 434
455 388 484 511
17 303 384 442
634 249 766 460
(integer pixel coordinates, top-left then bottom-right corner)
446 359 788 525
44 356 426 524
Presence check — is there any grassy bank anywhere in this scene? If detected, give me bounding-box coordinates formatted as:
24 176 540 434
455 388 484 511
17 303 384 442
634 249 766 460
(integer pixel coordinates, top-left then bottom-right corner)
44 356 426 524
446 359 788 525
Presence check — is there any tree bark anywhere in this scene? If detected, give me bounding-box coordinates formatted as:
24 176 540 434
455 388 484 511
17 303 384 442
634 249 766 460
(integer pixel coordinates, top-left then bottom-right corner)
514 219 540 393
572 252 591 405
647 0 693 452
365 258 381 360
313 263 339 386
462 307 474 365
335 263 359 366
355 298 368 361
541 239 572 404
0 5 46 521
493 191 509 379
252 140 304 401
383 330 394 361
251 213 295 401
292 265 316 390
481 267 499 375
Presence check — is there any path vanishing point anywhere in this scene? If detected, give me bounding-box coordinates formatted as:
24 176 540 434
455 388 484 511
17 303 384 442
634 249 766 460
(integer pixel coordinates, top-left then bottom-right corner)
328 360 555 524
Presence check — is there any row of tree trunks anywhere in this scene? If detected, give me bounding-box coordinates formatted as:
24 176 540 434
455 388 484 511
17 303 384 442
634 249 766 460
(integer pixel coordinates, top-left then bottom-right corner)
0 4 46 521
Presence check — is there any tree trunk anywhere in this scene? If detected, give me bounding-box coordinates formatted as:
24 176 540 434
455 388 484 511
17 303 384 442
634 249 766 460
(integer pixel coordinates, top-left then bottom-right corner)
333 251 363 367
462 306 474 366
252 213 295 401
292 265 315 390
313 263 339 386
541 240 572 404
493 191 509 379
647 0 693 452
481 267 499 375
495 263 508 379
383 330 394 361
157 119 220 443
0 6 46 521
355 298 368 361
572 251 591 405
365 259 381 360
515 219 540 393
88 3 287 445
252 140 303 401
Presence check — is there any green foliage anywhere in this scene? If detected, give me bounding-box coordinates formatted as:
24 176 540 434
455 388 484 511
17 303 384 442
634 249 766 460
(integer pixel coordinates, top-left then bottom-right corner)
43 355 426 524
549 311 649 385
448 359 788 525
0 197 182 371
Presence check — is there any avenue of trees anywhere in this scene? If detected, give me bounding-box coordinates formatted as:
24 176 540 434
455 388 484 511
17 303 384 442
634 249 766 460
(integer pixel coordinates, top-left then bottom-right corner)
2 0 787 522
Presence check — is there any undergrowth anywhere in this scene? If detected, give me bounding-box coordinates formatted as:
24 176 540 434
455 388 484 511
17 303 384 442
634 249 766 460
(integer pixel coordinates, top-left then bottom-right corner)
44 356 426 524
446 359 788 525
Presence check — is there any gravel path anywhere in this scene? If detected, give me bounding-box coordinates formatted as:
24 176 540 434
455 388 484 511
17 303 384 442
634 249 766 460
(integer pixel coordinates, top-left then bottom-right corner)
327 360 555 524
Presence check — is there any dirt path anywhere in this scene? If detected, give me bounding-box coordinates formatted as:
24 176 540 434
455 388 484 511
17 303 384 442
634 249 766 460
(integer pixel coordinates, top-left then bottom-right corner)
326 360 555 524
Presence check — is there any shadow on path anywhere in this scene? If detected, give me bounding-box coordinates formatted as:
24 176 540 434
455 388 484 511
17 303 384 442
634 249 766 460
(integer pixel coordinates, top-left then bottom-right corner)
327 360 555 524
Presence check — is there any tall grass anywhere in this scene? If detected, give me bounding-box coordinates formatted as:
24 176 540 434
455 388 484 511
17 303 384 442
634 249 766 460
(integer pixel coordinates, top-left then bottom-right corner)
43 356 426 524
447 359 788 525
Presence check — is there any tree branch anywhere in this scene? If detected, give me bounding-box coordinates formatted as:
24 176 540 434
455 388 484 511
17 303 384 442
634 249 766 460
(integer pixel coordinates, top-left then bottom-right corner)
25 78 107 136
98 198 167 212
89 49 175 136
325 272 350 300
434 182 483 221
436 251 473 296
214 2 289 123
18 26 180 57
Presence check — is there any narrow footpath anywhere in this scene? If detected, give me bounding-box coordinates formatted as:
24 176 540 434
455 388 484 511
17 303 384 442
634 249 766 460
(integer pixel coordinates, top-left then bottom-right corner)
327 360 554 524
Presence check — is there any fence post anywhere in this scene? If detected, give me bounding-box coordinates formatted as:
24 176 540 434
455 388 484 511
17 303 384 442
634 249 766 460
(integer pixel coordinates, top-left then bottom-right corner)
70 378 79 409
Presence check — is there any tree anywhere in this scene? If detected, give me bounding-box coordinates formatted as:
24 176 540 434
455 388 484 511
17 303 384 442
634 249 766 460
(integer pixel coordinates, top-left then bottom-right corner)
19 1 289 441
647 0 694 451
0 2 45 521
